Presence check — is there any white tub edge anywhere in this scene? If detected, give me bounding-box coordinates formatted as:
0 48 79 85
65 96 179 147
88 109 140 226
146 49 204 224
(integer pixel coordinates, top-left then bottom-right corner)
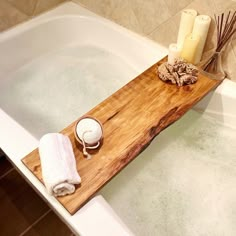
194 79 236 129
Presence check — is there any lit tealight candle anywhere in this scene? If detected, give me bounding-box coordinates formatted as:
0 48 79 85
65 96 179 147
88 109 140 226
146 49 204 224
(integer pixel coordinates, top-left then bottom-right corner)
168 43 181 65
181 33 200 64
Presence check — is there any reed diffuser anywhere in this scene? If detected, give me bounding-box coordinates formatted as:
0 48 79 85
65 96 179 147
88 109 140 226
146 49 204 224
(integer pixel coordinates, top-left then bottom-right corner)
200 10 236 80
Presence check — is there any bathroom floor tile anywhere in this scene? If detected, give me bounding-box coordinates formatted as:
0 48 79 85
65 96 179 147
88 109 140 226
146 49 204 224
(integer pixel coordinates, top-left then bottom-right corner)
23 211 73 236
0 152 13 178
0 169 49 235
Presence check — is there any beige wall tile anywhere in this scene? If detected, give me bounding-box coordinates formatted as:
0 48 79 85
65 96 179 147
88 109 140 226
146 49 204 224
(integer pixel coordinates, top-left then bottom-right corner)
187 0 217 15
213 0 236 14
74 0 172 35
72 0 114 17
231 35 236 57
149 14 180 48
129 0 172 35
0 0 28 32
102 0 143 34
34 0 67 15
223 41 236 81
7 0 38 16
73 0 143 34
165 0 193 15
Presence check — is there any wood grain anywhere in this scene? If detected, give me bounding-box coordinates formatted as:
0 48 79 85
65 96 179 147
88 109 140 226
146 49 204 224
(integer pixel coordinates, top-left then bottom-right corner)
22 57 222 214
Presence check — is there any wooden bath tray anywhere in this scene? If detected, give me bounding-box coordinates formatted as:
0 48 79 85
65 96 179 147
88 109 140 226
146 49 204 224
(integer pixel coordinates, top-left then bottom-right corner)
22 57 222 215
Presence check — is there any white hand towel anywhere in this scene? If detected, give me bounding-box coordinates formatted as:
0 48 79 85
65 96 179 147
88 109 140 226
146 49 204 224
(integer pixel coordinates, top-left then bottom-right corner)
39 133 81 197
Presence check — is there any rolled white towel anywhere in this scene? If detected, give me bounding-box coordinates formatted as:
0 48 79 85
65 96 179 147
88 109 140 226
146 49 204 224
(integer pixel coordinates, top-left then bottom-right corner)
39 133 81 197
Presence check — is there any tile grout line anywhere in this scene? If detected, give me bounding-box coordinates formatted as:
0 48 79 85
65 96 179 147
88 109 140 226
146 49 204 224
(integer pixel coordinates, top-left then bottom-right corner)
147 0 194 37
32 0 40 16
19 209 52 236
0 167 14 180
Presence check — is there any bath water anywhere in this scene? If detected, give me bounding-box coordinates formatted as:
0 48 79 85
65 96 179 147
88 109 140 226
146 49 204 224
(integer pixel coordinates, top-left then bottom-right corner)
100 110 236 236
0 45 137 138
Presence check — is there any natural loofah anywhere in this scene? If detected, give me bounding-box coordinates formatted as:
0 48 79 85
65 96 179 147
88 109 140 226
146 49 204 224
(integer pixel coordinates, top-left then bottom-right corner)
157 59 198 86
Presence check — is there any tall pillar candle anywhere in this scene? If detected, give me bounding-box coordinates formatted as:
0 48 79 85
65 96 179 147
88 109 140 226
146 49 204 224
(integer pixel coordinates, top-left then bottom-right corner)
181 33 200 64
192 15 211 64
177 9 198 50
168 43 181 64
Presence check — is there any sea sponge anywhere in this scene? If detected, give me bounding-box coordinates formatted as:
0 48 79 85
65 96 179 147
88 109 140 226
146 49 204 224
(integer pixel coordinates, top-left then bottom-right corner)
157 59 198 86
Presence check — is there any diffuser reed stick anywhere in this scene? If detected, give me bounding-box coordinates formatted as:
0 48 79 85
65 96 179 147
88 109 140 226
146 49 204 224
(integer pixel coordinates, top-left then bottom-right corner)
202 10 236 76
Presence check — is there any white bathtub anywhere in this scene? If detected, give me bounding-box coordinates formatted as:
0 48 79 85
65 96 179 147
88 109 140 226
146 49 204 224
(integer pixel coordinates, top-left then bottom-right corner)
0 2 236 236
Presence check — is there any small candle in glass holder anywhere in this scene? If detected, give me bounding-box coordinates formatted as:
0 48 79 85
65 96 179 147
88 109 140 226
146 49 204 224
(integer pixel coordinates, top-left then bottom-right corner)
181 33 200 64
75 117 103 147
74 117 103 160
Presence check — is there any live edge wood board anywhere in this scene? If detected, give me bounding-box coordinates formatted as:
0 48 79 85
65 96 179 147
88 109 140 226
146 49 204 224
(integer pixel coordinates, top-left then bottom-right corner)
22 57 222 215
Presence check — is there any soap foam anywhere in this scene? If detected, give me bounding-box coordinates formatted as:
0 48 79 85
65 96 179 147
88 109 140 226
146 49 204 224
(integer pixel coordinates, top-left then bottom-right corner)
100 110 236 236
0 45 136 138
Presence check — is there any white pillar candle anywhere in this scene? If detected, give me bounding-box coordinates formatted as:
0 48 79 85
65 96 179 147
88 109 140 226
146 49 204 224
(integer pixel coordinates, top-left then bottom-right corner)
177 9 198 50
168 43 181 65
181 33 200 64
192 15 211 64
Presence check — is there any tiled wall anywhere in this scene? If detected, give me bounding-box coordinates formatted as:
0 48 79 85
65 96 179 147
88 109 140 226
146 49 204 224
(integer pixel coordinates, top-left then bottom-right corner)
0 0 67 31
72 0 236 81
0 0 235 80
